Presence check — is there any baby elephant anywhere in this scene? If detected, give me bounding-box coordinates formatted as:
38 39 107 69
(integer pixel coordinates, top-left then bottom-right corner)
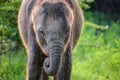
18 0 83 80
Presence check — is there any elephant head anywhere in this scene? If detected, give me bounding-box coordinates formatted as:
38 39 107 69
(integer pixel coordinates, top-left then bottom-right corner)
31 1 74 76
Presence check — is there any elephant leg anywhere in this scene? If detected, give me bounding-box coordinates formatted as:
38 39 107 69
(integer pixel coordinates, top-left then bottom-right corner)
27 46 45 80
27 52 40 80
27 41 45 80
54 46 72 80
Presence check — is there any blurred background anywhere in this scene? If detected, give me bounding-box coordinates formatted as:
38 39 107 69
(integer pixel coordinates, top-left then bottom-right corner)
0 0 120 80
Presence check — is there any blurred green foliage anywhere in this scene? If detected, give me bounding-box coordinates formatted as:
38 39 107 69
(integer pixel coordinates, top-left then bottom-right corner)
79 0 94 9
0 0 120 80
0 0 21 54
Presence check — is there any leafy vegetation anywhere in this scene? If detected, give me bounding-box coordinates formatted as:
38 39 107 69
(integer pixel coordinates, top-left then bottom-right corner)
79 0 94 9
0 0 120 80
0 0 21 54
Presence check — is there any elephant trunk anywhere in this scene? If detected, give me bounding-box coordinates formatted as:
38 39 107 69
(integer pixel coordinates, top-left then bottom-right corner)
43 41 64 76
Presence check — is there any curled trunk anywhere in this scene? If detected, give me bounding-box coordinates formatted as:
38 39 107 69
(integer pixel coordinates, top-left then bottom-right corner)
43 41 64 76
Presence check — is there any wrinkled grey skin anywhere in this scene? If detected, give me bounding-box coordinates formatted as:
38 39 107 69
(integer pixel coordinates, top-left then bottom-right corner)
18 0 83 80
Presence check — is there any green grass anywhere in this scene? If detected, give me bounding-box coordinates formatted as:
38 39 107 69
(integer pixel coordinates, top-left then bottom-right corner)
0 11 120 80
0 49 27 80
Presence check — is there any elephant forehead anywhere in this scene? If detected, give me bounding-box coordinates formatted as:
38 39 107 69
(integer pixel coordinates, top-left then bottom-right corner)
45 17 63 29
41 2 69 17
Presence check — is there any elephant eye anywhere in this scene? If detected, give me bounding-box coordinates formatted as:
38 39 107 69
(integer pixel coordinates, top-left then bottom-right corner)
39 28 45 37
